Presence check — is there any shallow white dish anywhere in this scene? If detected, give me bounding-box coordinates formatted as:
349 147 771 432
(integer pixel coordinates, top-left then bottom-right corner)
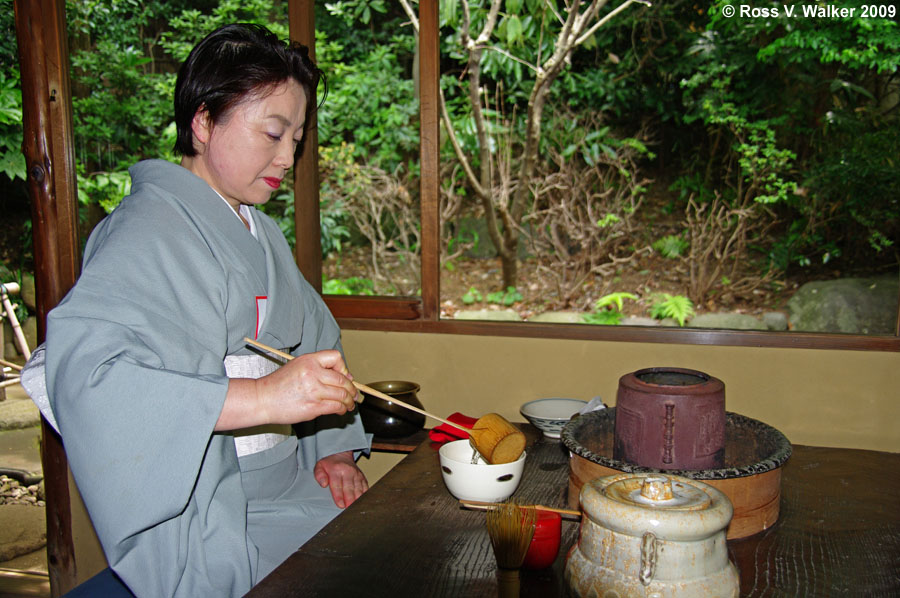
438 439 526 502
520 398 588 438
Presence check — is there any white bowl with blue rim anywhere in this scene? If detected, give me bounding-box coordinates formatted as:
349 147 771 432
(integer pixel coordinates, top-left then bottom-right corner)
520 398 588 439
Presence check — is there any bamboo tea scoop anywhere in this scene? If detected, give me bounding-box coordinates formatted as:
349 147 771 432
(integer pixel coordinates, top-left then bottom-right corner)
243 337 526 464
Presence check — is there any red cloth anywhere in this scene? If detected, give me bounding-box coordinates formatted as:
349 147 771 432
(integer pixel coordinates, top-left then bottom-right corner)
428 412 477 443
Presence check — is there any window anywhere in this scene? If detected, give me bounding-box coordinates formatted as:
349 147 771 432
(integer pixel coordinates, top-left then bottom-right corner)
295 0 899 352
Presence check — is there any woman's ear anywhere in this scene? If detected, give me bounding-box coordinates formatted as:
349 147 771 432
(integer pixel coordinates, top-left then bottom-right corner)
190 108 213 150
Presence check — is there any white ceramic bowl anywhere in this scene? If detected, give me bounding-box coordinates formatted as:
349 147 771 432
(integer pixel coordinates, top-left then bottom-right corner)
438 439 526 502
520 398 588 438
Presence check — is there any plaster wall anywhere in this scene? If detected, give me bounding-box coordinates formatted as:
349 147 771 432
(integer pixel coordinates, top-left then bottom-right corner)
345 330 899 482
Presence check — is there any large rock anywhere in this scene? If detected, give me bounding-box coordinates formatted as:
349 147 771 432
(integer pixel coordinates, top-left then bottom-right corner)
0 504 46 562
688 313 767 331
454 308 522 321
527 311 584 324
787 276 899 334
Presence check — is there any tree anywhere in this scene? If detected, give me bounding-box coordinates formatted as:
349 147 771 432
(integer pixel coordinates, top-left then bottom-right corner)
681 1 899 278
400 0 648 289
0 0 24 182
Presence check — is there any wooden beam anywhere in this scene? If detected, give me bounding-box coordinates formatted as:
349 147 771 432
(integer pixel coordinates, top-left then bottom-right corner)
325 296 422 320
418 0 441 321
334 317 900 352
288 0 323 292
14 0 80 594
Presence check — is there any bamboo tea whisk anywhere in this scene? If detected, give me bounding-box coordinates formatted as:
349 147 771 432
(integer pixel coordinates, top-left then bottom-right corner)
486 501 536 598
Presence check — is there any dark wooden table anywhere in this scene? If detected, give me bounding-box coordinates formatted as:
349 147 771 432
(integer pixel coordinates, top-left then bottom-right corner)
247 426 900 597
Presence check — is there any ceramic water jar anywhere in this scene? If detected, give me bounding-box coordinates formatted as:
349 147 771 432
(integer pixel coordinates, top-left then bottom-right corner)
565 473 739 598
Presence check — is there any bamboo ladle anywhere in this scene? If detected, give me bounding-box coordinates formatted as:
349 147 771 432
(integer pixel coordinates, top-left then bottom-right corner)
242 337 526 464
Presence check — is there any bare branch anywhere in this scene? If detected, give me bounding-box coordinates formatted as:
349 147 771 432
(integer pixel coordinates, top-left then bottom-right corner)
475 0 504 47
543 0 566 26
479 44 539 74
398 0 418 33
576 1 651 46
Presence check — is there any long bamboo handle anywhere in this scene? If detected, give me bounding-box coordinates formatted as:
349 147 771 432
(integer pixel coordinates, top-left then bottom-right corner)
0 357 23 371
459 499 581 518
242 337 473 435
1 285 31 360
0 378 23 389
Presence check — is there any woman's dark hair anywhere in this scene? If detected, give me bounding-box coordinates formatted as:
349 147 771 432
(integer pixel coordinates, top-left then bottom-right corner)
173 23 325 156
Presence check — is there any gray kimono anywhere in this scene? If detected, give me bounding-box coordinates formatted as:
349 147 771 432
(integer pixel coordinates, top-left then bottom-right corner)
43 159 369 596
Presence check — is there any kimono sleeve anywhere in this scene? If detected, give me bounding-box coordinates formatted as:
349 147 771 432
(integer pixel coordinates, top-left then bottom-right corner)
44 199 255 596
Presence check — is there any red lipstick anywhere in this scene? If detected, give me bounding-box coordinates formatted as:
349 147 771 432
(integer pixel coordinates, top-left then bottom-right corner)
263 177 282 189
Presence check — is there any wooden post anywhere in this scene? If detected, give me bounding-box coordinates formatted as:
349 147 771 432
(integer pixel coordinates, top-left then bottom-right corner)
288 0 323 292
14 0 81 594
418 0 440 320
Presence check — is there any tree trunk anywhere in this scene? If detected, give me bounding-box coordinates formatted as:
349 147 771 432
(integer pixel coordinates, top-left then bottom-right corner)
500 249 518 289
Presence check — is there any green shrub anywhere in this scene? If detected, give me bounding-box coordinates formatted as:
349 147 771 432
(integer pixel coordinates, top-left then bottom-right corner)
461 287 483 305
322 276 375 295
486 286 523 306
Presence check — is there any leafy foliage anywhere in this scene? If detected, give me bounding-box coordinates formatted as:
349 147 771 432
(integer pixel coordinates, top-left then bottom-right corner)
316 35 418 172
461 287 483 305
2 0 896 324
582 292 638 325
0 2 23 182
649 293 694 327
682 1 900 268
322 276 376 295
652 234 689 259
486 286 524 306
0 70 24 181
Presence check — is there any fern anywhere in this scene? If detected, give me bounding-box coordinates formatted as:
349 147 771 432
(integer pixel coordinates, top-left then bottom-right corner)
649 293 694 326
652 234 689 258
582 310 625 325
594 292 638 312
582 292 638 326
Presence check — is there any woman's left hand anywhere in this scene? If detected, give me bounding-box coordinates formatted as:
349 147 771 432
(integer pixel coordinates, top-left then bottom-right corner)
314 451 369 508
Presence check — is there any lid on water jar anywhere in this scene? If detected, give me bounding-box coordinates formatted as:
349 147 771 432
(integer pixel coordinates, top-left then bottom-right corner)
580 473 734 541
603 475 711 510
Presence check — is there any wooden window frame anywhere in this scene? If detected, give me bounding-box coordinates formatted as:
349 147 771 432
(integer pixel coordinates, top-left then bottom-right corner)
292 0 898 353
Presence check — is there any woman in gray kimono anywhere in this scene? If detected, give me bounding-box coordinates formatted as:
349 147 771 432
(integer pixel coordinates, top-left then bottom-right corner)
35 23 371 597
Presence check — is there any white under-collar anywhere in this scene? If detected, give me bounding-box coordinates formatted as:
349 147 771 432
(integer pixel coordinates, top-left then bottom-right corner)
213 190 257 239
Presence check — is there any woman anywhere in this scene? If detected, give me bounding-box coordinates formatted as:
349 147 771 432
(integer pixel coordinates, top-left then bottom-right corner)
32 23 370 597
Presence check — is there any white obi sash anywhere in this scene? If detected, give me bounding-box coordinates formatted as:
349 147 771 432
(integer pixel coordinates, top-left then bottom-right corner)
224 353 292 457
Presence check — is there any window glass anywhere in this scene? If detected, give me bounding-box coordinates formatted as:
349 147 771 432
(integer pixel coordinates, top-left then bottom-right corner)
432 1 899 337
316 5 421 298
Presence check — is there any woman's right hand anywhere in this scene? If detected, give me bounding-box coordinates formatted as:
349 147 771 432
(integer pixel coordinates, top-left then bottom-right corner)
217 350 359 431
256 350 358 423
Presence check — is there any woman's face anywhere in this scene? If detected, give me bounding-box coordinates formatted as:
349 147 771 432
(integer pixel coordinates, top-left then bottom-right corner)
186 79 308 210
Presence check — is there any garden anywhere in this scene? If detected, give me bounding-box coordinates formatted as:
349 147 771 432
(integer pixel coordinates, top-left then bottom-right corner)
1 0 898 336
